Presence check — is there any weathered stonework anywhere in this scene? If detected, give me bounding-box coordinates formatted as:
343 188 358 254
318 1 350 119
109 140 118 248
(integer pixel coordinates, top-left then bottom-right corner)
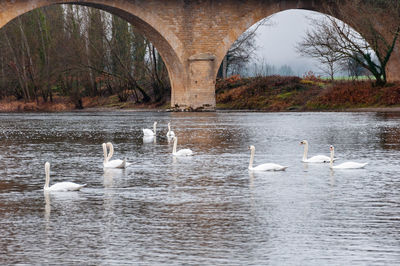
1 0 399 111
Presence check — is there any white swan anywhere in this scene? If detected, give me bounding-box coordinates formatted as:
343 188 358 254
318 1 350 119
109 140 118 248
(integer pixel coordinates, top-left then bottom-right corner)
143 122 157 136
43 162 86 192
143 135 155 144
301 140 334 163
329 145 368 169
172 136 193 156
248 145 288 171
103 142 127 169
166 122 175 138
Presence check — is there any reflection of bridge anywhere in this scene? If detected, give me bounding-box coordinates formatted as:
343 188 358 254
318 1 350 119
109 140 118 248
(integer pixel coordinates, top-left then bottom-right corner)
1 0 399 111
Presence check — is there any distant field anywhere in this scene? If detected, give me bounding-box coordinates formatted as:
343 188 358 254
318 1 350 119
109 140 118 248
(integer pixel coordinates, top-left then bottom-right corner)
321 76 376 81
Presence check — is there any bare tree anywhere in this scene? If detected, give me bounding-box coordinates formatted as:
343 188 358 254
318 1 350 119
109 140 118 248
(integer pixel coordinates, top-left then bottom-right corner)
342 52 370 80
296 19 345 80
219 18 272 78
278 64 294 76
297 0 400 85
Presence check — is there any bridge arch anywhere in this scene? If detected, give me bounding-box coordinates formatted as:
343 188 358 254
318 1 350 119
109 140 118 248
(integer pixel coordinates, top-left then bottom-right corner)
214 0 400 83
1 0 399 111
0 0 187 107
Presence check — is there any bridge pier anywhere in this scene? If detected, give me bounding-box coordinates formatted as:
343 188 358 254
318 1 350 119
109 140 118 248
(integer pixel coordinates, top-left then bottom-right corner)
387 47 400 82
169 53 217 111
185 53 217 111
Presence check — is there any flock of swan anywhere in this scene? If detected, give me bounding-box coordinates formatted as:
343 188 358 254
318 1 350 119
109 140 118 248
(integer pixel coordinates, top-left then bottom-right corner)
43 122 368 192
249 140 367 171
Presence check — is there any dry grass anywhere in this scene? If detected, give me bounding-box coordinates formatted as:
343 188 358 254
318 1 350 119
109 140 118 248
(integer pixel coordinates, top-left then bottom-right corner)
216 75 322 111
307 81 400 109
1 78 400 112
216 76 400 111
0 96 73 112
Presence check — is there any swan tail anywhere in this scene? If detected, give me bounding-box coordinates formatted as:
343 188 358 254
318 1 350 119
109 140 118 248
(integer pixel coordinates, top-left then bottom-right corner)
74 184 86 191
120 159 127 169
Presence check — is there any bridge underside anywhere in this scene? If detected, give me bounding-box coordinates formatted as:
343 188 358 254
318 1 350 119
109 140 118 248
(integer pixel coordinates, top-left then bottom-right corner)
0 0 399 111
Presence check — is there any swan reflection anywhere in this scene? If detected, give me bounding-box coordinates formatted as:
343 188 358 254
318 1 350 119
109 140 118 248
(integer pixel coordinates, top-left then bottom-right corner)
103 168 126 188
248 171 255 208
43 190 83 221
44 191 51 222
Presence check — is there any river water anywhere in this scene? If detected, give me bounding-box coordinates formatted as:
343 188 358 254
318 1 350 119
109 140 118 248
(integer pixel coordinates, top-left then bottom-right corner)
0 111 399 265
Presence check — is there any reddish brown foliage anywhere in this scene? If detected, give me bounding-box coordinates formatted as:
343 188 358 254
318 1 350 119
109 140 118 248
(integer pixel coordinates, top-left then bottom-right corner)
0 96 73 112
302 71 323 82
216 75 322 111
216 76 400 111
309 81 400 108
380 85 400 105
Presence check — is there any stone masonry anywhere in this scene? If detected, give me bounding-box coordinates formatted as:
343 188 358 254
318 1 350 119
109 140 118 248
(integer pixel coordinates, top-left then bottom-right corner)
1 0 399 110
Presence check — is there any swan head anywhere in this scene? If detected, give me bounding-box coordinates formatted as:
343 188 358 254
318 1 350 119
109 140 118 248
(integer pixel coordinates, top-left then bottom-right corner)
248 145 255 151
330 145 334 152
300 140 308 145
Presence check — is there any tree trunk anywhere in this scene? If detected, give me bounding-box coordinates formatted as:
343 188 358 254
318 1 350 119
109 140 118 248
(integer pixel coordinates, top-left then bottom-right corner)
18 17 36 102
3 31 30 101
222 56 228 79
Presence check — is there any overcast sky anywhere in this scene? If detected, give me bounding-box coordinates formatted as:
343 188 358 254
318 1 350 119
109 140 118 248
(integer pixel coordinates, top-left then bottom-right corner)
252 9 322 76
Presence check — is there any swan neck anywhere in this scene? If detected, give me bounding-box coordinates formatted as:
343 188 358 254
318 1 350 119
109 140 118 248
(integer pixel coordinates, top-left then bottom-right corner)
173 138 177 154
107 143 114 161
330 149 334 167
153 123 157 135
44 163 50 189
103 143 108 163
168 123 171 131
249 149 255 169
303 142 308 161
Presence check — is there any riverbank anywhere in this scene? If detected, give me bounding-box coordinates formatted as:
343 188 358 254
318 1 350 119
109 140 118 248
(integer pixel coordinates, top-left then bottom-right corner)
216 75 400 111
1 75 399 112
0 95 166 112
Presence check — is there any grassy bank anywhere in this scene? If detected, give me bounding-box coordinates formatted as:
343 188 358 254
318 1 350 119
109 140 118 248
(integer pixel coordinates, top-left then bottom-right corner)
1 75 400 112
216 75 400 111
0 95 165 112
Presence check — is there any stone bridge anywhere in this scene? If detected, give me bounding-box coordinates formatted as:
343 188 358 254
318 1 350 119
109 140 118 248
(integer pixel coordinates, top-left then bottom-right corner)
1 0 399 110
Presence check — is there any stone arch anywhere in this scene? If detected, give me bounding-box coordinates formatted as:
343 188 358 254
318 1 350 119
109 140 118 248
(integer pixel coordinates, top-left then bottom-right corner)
214 0 400 82
213 0 320 79
1 0 399 111
0 0 186 106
